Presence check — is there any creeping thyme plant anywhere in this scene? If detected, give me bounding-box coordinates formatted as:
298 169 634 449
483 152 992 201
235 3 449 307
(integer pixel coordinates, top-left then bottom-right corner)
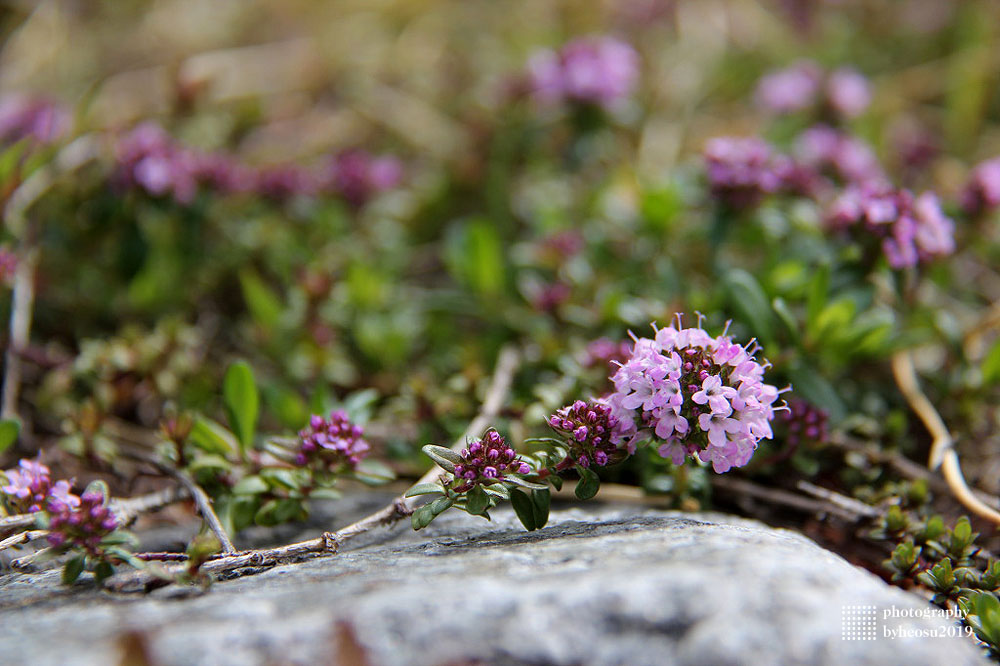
4 2 1000 658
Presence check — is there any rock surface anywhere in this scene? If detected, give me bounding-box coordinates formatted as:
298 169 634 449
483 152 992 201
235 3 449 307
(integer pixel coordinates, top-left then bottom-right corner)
0 506 988 665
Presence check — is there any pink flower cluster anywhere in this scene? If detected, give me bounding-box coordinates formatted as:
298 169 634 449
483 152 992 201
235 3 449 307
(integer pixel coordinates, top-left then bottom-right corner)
528 36 640 110
703 137 791 208
607 316 787 473
46 489 119 556
296 410 370 470
961 157 1000 217
782 400 828 448
793 125 886 187
755 61 871 118
1 459 79 514
114 122 402 206
703 128 889 207
548 399 627 468
452 429 531 490
826 183 955 269
0 94 71 146
325 149 404 208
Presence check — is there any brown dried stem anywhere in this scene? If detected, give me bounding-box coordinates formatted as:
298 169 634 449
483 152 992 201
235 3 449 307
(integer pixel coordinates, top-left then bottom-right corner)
891 349 1000 525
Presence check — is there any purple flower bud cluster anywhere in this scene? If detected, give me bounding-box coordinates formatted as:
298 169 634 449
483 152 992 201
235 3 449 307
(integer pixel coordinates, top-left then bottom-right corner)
114 122 402 207
782 400 828 447
527 36 639 110
703 137 791 208
46 489 118 556
826 183 955 269
530 281 571 313
323 149 404 208
961 157 1000 217
755 61 871 118
607 315 788 473
548 399 628 468
0 94 71 146
296 410 370 470
1 459 79 514
114 123 203 204
452 430 531 489
793 125 885 187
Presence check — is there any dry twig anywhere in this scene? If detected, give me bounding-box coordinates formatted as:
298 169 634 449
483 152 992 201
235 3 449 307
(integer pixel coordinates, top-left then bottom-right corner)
107 345 521 590
892 350 1000 525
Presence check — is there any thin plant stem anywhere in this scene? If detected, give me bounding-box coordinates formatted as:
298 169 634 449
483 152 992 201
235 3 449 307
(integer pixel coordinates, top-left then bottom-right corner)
891 349 1000 525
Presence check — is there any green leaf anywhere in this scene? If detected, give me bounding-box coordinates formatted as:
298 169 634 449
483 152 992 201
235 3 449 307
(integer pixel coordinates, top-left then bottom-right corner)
806 264 829 329
983 338 1000 387
232 475 270 495
187 454 232 472
341 388 380 425
260 467 302 491
254 498 307 526
429 496 454 516
549 475 563 491
531 488 550 529
723 269 775 344
510 488 537 531
94 560 115 584
264 387 309 431
238 269 284 330
786 364 846 424
575 467 600 500
505 476 549 491
422 445 462 472
404 483 446 498
308 487 342 500
62 555 86 585
411 504 435 530
223 361 259 453
445 218 507 296
0 418 20 454
188 417 239 455
771 298 799 342
353 459 396 485
465 484 490 515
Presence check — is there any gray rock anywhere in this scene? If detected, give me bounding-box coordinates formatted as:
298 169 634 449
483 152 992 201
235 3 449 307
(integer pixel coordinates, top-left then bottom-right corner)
0 507 988 665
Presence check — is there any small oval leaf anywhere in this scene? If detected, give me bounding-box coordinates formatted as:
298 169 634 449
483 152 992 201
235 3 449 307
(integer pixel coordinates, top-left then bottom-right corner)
223 361 259 453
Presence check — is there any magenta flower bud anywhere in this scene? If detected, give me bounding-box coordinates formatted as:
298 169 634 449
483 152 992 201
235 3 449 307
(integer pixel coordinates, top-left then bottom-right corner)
518 462 531 474
487 449 500 461
483 466 499 479
469 441 483 455
464 470 477 480
574 426 589 442
577 456 590 468
594 450 609 466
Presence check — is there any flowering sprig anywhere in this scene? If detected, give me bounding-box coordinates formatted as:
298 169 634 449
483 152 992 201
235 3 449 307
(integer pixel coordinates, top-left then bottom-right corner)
826 183 955 269
113 122 402 207
408 429 547 530
294 410 370 472
1 459 79 514
606 315 788 473
547 399 628 469
527 36 639 111
37 481 141 585
755 60 871 119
